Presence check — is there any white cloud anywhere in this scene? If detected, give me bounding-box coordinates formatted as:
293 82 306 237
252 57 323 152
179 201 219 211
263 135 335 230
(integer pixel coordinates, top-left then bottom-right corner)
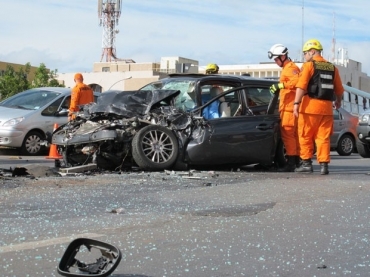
0 0 369 74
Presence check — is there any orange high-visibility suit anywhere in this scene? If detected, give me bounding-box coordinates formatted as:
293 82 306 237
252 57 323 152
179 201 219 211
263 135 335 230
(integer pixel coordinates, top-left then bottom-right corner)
69 83 94 120
279 61 300 156
296 56 344 163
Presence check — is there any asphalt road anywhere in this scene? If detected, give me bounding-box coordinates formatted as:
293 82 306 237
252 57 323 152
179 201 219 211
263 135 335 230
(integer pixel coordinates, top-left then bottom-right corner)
0 151 370 277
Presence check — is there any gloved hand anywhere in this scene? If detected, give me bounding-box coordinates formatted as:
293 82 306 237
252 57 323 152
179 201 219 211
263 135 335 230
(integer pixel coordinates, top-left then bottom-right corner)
269 83 284 94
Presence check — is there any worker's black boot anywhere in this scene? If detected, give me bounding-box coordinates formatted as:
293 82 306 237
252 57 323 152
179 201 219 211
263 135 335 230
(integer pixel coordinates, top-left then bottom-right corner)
295 159 313 173
320 162 329 175
278 156 296 172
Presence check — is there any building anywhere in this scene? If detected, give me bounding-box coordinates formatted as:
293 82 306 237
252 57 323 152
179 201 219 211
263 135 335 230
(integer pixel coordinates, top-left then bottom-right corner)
56 56 370 94
57 57 199 92
198 59 370 93
2 56 370 94
0 61 39 81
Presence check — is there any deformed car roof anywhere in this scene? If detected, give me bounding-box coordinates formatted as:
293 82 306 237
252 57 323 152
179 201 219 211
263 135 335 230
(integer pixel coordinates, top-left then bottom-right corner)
87 89 180 117
164 73 277 84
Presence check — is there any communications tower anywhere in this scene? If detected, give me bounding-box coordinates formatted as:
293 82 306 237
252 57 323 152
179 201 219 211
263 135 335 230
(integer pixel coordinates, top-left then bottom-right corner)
98 0 134 63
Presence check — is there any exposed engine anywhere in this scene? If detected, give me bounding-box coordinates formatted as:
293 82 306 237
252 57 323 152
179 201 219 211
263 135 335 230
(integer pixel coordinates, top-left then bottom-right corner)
52 92 199 170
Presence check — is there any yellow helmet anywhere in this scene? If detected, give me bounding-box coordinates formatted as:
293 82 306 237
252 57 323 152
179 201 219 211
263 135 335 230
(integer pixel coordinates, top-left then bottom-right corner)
205 63 219 74
302 39 323 52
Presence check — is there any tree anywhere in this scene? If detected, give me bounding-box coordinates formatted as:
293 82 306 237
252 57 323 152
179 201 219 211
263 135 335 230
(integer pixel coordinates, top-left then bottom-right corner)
0 63 30 99
0 62 64 100
30 63 64 88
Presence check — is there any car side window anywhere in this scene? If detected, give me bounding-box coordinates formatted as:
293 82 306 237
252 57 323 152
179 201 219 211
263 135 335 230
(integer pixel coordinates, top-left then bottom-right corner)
61 96 71 110
41 97 64 116
246 87 271 107
224 91 242 116
162 82 196 112
200 85 234 104
203 90 243 119
333 109 341 120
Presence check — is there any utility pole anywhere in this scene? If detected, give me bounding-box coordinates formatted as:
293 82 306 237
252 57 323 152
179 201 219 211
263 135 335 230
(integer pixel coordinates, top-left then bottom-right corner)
331 12 336 63
301 0 304 62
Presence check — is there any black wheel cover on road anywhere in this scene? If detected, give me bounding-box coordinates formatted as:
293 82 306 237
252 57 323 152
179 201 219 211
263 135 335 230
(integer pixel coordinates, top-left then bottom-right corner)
20 131 45 156
336 134 354 156
356 140 370 158
132 125 179 170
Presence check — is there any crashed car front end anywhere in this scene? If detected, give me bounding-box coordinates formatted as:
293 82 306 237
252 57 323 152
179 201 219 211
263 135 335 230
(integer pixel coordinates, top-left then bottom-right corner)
52 89 197 170
53 116 141 169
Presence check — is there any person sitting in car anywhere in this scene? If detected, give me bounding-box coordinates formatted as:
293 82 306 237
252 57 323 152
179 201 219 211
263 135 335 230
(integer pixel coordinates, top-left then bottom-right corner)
203 87 230 119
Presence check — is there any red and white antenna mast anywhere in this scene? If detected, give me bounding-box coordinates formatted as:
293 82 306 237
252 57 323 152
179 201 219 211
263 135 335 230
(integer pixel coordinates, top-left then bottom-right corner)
98 0 121 62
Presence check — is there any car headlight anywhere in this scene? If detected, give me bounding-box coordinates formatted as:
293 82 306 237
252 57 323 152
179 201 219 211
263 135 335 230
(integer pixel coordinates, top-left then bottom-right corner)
359 114 370 123
2 117 25 126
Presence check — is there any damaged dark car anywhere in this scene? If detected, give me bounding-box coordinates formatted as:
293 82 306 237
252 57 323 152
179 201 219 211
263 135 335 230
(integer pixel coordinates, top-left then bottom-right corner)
52 84 285 171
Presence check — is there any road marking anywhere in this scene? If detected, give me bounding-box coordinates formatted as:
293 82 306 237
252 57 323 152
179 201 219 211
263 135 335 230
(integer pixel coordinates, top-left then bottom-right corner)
0 233 104 253
8 156 21 159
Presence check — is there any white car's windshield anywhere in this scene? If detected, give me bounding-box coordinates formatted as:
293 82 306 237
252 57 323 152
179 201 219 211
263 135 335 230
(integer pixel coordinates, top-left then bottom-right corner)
0 90 61 110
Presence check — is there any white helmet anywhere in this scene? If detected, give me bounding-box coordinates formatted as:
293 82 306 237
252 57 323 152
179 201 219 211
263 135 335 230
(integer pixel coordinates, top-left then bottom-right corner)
268 44 288 59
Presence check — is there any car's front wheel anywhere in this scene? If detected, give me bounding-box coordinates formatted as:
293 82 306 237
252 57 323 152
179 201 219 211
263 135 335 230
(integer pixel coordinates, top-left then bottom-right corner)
20 131 46 156
336 134 354 156
356 140 370 158
274 139 287 167
132 125 179 170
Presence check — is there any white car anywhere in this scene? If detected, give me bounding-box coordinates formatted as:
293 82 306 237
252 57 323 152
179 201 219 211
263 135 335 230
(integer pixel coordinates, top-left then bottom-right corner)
0 87 99 155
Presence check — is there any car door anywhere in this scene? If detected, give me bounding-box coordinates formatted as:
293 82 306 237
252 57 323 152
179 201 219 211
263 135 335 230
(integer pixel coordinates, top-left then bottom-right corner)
186 89 280 166
41 96 70 133
331 109 342 146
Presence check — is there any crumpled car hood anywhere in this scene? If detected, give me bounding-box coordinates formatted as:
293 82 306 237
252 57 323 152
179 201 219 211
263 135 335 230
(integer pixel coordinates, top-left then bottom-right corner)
85 89 181 117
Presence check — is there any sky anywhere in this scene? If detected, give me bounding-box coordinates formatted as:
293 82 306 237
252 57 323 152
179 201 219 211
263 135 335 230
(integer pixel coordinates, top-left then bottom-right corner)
1 0 370 75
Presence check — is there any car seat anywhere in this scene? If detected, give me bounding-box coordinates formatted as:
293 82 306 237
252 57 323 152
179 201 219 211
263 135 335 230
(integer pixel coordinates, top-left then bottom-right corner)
210 87 230 117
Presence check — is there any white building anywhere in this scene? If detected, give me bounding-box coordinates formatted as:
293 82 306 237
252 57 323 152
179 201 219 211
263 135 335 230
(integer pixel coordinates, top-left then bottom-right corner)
56 56 370 94
57 57 198 92
199 59 370 93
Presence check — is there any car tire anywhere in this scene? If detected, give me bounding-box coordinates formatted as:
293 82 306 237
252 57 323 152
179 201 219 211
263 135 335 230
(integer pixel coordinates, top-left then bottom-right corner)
132 125 179 170
274 139 287 167
336 134 354 156
356 140 370 158
20 131 45 156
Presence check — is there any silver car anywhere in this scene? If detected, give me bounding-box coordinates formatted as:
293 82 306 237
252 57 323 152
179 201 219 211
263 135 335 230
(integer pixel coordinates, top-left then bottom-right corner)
0 87 99 155
331 107 358 155
355 109 370 158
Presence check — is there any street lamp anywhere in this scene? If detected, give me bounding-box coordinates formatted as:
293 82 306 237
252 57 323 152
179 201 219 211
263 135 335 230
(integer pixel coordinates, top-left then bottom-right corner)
108 76 132 90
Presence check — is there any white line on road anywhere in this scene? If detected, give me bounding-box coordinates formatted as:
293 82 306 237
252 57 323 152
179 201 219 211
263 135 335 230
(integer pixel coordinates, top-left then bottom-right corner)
0 233 104 253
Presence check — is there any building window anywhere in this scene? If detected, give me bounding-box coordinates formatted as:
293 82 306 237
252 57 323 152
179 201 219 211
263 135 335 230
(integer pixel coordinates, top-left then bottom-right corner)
102 67 110 72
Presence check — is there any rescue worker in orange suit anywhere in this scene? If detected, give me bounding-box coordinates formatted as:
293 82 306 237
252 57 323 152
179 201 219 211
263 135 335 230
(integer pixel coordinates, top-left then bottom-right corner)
293 39 344 175
268 44 300 171
69 73 94 121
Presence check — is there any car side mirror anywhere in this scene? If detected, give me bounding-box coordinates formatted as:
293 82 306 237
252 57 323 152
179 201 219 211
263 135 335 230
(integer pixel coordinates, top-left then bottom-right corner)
57 238 122 277
58 108 69 116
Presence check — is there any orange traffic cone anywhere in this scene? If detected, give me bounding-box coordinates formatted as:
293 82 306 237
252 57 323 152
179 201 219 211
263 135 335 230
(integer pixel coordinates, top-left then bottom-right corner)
46 123 62 159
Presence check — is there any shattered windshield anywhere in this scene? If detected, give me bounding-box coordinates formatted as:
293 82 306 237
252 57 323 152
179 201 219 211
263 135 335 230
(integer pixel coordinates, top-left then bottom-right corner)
141 79 197 112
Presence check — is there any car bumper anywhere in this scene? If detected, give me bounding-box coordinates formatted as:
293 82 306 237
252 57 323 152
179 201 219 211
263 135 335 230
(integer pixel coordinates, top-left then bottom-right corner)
0 129 25 147
357 125 370 143
52 129 117 146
